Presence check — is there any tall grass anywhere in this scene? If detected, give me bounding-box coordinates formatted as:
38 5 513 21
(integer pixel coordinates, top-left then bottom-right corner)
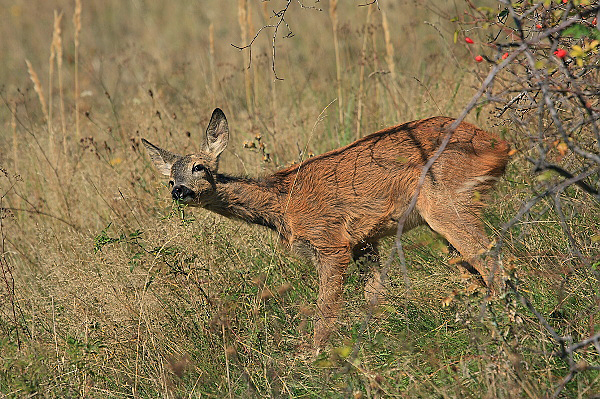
0 1 598 397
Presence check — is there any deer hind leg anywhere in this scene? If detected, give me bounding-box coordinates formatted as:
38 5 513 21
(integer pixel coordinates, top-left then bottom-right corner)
352 241 387 307
417 192 500 292
313 247 352 348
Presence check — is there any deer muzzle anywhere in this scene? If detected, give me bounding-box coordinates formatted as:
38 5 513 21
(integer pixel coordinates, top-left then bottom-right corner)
171 185 195 202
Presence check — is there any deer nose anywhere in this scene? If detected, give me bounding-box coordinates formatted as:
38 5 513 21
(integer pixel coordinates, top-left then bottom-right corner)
171 185 194 201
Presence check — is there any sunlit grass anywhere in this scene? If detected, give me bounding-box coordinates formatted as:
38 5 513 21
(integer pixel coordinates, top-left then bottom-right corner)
0 1 598 397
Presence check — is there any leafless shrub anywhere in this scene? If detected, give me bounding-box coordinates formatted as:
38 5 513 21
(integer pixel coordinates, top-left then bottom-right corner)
450 1 600 396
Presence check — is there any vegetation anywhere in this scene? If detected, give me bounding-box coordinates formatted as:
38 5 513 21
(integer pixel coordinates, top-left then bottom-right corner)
0 0 598 397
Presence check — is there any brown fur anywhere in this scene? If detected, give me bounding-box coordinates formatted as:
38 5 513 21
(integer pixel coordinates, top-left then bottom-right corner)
143 108 510 348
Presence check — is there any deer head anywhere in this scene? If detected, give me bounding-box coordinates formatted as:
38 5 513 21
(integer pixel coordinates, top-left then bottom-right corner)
142 108 229 206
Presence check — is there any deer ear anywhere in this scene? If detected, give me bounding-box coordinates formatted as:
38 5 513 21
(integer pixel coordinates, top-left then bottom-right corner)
142 139 180 177
205 108 229 158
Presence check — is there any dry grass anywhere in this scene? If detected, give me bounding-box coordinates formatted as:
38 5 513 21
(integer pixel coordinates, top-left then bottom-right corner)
0 1 598 398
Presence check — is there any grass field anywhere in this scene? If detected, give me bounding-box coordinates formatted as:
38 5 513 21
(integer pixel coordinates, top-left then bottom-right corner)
0 0 599 397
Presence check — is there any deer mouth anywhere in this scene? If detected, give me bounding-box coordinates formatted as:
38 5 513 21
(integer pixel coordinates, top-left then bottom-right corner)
171 185 196 203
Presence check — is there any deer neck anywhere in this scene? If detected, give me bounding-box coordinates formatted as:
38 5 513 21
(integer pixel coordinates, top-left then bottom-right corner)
204 174 289 240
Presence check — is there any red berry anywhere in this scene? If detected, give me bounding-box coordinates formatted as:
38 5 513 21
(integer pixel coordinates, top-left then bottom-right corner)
593 18 597 25
554 49 567 58
536 24 542 29
465 37 474 44
475 55 483 62
502 52 509 60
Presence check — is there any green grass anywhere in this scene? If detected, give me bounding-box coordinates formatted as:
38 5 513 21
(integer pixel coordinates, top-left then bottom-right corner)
0 0 599 397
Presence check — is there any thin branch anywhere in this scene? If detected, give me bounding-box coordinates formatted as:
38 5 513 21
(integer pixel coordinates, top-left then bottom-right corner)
529 160 600 198
358 0 380 9
231 0 295 80
551 370 575 399
506 280 565 354
1 207 81 231
562 331 600 356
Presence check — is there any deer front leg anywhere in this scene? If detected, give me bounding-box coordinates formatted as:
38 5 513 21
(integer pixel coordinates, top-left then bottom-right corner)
313 248 351 348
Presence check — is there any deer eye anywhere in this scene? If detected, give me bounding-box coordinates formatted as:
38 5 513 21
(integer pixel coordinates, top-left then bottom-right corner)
192 164 205 173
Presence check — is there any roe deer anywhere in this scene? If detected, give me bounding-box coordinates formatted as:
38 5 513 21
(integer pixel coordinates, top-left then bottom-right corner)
143 108 510 348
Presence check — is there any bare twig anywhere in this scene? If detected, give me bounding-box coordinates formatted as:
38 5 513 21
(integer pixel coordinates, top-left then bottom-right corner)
358 0 380 9
0 176 25 349
231 0 296 80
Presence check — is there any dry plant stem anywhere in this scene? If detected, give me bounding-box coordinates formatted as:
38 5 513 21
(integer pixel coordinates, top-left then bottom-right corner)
3 93 73 217
260 2 268 23
85 176 133 229
414 76 442 115
49 20 56 161
552 371 576 399
99 82 126 144
11 102 17 172
424 21 463 71
380 11 404 121
271 69 278 134
370 20 381 125
508 166 598 262
52 296 59 360
381 9 395 80
248 6 260 113
238 0 253 113
553 194 583 260
373 71 406 120
118 189 142 229
329 0 343 127
25 60 49 130
73 0 82 140
58 47 67 154
356 4 373 139
283 99 337 211
209 23 217 99
340 309 372 374
0 191 22 349
133 238 175 398
52 10 67 152
223 324 233 399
